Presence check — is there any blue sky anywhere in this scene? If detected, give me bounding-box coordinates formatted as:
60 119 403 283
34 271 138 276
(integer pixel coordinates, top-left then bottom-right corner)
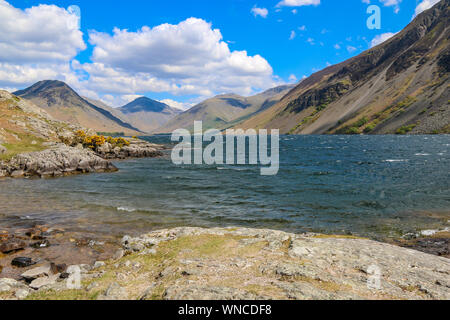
1 0 440 108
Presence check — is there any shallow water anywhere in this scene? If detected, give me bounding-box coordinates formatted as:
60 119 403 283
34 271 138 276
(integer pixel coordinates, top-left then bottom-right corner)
0 135 449 240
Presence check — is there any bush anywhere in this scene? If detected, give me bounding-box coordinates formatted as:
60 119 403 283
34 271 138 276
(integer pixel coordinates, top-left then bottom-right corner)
346 127 360 135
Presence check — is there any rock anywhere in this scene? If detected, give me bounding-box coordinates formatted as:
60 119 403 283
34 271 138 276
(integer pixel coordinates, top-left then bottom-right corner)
0 240 26 253
30 240 50 249
50 263 67 274
29 274 60 290
21 264 52 280
0 283 11 292
97 282 127 300
1 144 118 178
0 278 20 287
15 289 29 299
112 249 124 260
164 285 261 300
93 261 106 269
11 257 35 268
0 144 6 155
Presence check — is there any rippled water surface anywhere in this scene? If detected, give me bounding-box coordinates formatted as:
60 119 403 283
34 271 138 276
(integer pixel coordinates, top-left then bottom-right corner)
0 135 449 240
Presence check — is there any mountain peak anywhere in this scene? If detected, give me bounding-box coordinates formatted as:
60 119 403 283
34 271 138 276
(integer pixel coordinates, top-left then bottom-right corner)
119 96 179 115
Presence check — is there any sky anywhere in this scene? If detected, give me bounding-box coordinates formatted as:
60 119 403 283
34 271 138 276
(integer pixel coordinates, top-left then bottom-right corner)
0 0 441 109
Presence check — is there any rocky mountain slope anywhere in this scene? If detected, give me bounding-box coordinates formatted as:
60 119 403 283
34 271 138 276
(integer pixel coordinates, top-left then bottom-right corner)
14 81 142 135
118 97 181 133
237 0 449 135
160 85 294 132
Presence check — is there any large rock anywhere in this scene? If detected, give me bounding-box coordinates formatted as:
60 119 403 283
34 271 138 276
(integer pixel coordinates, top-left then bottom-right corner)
0 144 117 178
29 274 60 290
97 139 164 160
21 264 52 280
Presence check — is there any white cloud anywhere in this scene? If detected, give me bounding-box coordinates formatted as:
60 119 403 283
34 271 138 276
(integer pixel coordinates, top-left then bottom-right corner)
277 0 320 7
347 45 357 53
289 31 297 40
160 99 193 111
81 18 277 99
0 1 86 90
251 6 268 18
414 0 440 17
288 74 297 83
0 0 85 63
0 1 279 106
379 0 402 13
370 32 397 48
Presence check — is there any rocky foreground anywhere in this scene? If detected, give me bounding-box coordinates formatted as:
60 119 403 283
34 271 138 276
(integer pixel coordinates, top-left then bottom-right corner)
0 227 449 300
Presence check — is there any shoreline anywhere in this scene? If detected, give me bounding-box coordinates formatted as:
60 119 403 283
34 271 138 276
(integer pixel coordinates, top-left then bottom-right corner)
0 226 449 300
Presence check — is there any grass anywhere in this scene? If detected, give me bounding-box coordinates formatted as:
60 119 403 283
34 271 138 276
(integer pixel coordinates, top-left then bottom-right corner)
337 96 418 135
396 124 417 135
0 131 47 161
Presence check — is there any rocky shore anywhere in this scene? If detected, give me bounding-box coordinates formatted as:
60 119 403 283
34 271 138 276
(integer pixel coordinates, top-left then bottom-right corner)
0 139 164 178
0 227 448 300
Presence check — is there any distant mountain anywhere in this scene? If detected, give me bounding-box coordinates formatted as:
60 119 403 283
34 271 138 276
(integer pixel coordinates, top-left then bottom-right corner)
14 80 142 135
237 0 449 134
118 97 181 133
159 84 294 133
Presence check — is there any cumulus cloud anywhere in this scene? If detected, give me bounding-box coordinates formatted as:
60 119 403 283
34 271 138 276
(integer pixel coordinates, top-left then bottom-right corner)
276 0 320 7
370 32 397 48
81 18 276 98
0 2 279 108
0 0 85 63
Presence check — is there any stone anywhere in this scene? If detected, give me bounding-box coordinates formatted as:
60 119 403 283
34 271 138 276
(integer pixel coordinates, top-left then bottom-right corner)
29 274 60 290
112 249 124 260
0 283 11 292
0 144 6 155
97 282 127 300
21 264 52 280
50 263 67 274
93 261 106 269
11 257 35 268
0 240 26 253
15 289 29 299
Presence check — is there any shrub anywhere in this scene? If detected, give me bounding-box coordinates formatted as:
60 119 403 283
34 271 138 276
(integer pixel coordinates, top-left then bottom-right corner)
346 127 360 135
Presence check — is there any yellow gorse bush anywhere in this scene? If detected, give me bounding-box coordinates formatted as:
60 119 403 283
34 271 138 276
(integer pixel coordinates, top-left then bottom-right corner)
73 130 130 150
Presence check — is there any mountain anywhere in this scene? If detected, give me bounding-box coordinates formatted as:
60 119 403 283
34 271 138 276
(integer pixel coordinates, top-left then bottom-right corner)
118 97 181 133
14 80 142 135
237 0 449 135
159 84 294 133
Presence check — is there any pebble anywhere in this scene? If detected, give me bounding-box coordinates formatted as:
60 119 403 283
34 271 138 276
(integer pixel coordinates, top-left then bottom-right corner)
93 261 106 269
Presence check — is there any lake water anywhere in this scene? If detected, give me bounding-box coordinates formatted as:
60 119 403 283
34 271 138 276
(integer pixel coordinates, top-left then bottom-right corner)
0 135 449 241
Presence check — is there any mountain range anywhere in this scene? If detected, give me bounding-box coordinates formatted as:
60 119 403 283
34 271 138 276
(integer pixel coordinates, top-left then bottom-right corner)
159 84 295 133
9 0 449 136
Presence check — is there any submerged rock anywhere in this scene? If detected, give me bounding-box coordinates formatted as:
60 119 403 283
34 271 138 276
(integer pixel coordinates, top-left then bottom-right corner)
11 257 35 268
